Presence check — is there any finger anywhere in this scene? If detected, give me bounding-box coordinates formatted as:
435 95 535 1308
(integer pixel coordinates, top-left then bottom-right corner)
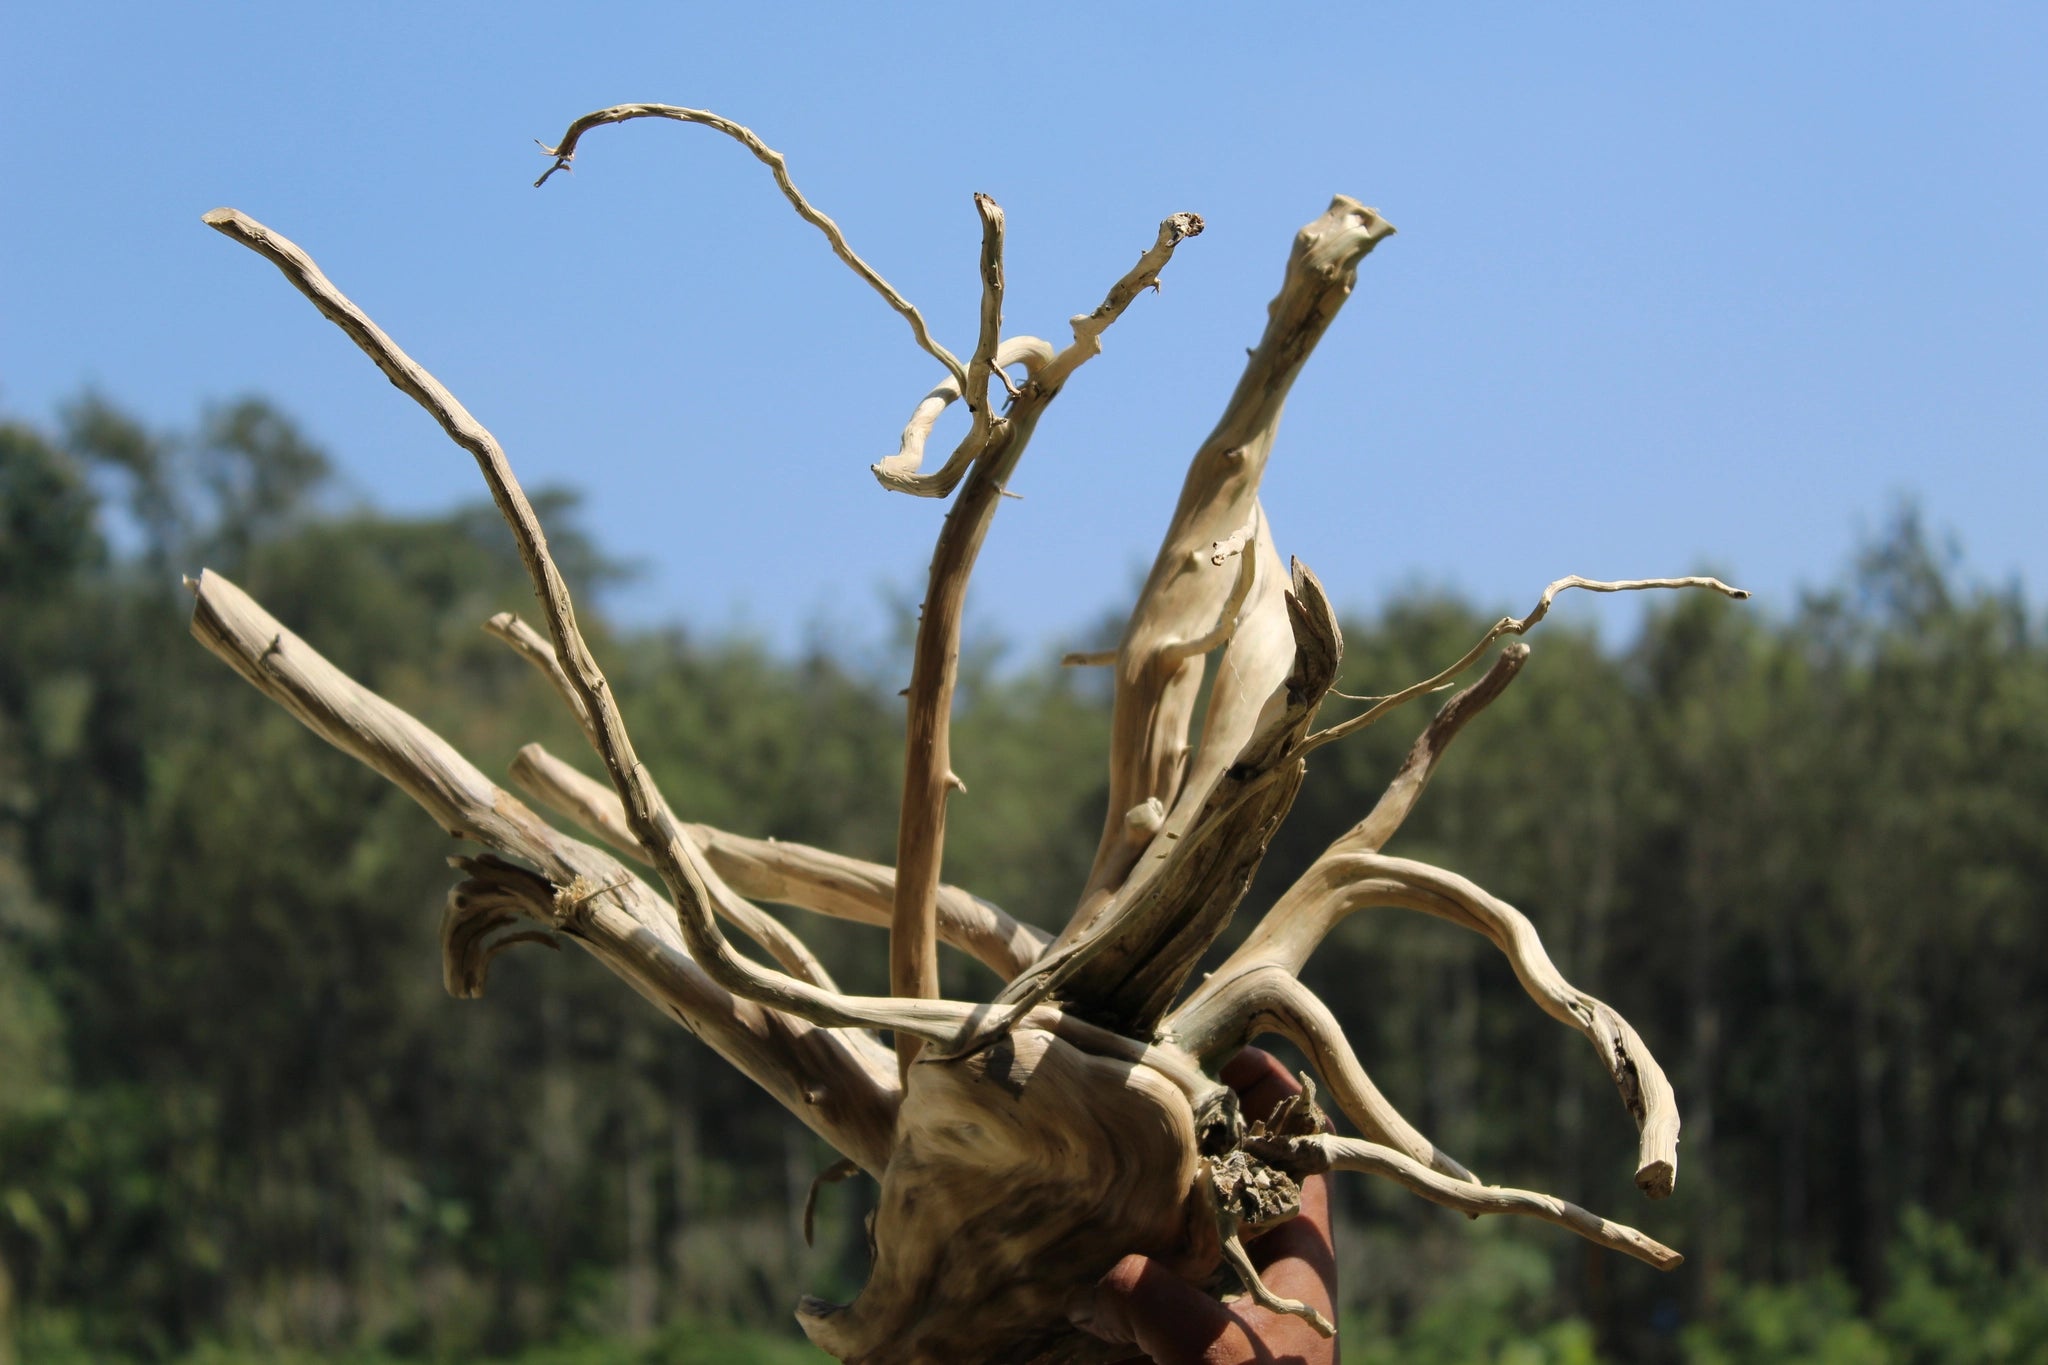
1247 1170 1336 1285
1073 1254 1264 1365
1219 1046 1300 1125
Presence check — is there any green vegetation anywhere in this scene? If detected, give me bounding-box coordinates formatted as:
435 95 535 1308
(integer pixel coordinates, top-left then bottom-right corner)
3 393 2044 1362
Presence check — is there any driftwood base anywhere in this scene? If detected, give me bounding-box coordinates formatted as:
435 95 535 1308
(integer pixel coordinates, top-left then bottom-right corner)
799 1029 1222 1364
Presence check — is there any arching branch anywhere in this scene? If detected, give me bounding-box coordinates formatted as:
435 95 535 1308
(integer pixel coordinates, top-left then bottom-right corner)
1209 848 1681 1198
535 103 968 387
887 210 1204 1070
1256 1134 1682 1271
1167 963 1477 1184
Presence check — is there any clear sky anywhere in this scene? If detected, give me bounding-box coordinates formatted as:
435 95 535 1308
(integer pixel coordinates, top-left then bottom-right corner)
4 3 2043 660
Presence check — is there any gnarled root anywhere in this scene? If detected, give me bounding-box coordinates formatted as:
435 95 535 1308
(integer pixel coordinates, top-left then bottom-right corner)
796 1029 1219 1365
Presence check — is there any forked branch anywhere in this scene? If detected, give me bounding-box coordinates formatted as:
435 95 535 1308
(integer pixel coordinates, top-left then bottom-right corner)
1305 575 1748 754
887 209 1203 1069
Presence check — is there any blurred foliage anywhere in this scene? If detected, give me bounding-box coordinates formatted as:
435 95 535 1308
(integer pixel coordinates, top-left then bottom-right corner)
2 392 2045 1362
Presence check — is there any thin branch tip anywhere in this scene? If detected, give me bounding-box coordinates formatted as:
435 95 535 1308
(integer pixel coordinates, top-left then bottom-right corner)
532 103 966 383
1307 573 1748 752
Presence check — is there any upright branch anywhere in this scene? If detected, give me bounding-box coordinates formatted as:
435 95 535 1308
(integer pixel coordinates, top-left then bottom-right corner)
535 104 969 387
886 207 1204 1069
981 560 1345 1040
889 193 1010 1061
1063 197 1397 946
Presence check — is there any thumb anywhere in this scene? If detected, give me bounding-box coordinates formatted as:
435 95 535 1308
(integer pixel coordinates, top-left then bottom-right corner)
1070 1254 1253 1365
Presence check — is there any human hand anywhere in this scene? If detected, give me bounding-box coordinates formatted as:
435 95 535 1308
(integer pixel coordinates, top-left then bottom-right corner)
1068 1048 1339 1364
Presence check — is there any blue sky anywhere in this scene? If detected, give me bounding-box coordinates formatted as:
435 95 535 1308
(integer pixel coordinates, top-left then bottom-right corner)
4 3 2043 659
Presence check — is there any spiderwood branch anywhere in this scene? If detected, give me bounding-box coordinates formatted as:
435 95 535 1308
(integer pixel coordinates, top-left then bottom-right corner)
534 103 968 387
508 740 1048 979
203 206 985 1046
1305 576 1748 753
1034 211 1206 395
1333 641 1530 856
1065 198 1397 942
187 569 901 1172
477 618 838 985
871 337 1053 497
1212 847 1681 1198
1166 964 1477 1184
978 560 1343 1040
1255 1134 1682 1271
888 209 1202 1070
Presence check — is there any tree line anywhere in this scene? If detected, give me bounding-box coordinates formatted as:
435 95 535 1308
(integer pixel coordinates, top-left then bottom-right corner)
2 394 2044 1363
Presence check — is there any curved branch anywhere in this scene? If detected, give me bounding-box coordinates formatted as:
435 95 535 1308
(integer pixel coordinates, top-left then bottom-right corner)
1260 1135 1681 1271
188 569 901 1172
1167 964 1477 1185
534 103 967 386
508 741 1048 979
1306 576 1747 754
871 337 1053 498
1208 848 1681 1198
203 207 983 1045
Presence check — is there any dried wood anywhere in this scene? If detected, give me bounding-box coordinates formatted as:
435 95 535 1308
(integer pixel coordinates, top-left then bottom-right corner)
192 121 1728 1360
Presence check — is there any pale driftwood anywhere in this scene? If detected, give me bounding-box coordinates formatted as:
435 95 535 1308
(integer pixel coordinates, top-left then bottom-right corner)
1303 575 1748 755
872 338 1053 498
1059 198 1396 950
201 206 988 1049
480 610 841 987
1254 1134 1682 1271
981 559 1344 1039
195 118 1731 1360
188 568 901 1175
508 741 1048 980
885 205 1201 1071
1200 848 1681 1199
536 104 969 387
1167 962 1477 1185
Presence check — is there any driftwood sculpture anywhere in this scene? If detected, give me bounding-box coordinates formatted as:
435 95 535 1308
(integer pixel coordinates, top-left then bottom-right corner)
190 105 1743 1362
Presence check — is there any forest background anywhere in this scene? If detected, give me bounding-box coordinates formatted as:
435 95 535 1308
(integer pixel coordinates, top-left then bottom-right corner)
5 5 2046 1362
5 389 2047 1365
